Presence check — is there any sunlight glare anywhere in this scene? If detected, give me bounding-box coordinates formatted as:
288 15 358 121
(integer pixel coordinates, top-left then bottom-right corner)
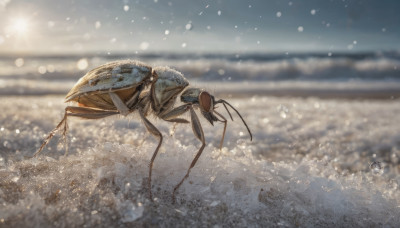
12 18 29 34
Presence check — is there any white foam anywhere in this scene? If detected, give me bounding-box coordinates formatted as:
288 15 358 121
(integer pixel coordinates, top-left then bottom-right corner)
0 95 399 226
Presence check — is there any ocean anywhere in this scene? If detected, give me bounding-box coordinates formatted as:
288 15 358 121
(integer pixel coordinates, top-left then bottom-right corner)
1 51 400 97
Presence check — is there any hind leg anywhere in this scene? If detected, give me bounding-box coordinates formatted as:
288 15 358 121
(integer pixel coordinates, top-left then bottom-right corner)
34 106 119 157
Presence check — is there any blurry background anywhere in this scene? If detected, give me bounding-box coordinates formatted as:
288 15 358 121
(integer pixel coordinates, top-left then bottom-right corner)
1 0 400 53
0 0 400 98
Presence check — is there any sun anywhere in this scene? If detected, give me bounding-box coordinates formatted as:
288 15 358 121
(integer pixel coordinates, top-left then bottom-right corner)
4 16 33 49
11 18 29 35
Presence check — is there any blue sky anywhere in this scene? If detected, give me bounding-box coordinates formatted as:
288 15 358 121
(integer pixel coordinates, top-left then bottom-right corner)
0 0 399 54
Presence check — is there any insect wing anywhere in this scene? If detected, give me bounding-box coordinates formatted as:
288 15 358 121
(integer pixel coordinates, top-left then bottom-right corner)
65 60 152 102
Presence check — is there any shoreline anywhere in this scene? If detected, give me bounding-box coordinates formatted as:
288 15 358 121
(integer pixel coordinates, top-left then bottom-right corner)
2 81 400 100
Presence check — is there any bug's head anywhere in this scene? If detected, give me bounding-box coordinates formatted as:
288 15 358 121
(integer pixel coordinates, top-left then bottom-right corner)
182 87 253 149
181 88 219 125
181 88 252 141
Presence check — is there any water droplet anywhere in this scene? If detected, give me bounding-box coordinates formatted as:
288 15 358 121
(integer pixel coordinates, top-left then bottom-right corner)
15 58 24 67
297 26 304 32
217 10 221 16
164 30 170 35
95 21 101 29
123 5 129 12
77 58 88 70
185 23 193 30
310 9 316 15
140 42 149 50
38 66 47 74
276 11 282 18
15 129 20 134
181 43 187 48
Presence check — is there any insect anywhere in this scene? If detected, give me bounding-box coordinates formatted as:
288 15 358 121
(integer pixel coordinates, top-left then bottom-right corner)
34 60 252 201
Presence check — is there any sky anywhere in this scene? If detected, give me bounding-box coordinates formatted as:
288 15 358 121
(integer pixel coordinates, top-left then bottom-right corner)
0 0 399 54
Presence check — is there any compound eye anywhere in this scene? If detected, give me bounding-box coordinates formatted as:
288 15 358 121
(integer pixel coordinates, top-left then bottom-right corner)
199 91 212 112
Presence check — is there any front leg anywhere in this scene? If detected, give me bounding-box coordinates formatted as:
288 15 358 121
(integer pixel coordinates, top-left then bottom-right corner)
213 110 228 149
159 104 191 123
172 107 206 202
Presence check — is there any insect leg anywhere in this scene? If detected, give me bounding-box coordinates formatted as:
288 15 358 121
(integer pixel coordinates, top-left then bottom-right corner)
66 106 119 119
126 88 142 108
159 104 191 123
138 110 163 200
172 107 206 202
34 106 119 157
34 109 68 157
109 92 130 116
213 110 227 150
216 99 252 141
